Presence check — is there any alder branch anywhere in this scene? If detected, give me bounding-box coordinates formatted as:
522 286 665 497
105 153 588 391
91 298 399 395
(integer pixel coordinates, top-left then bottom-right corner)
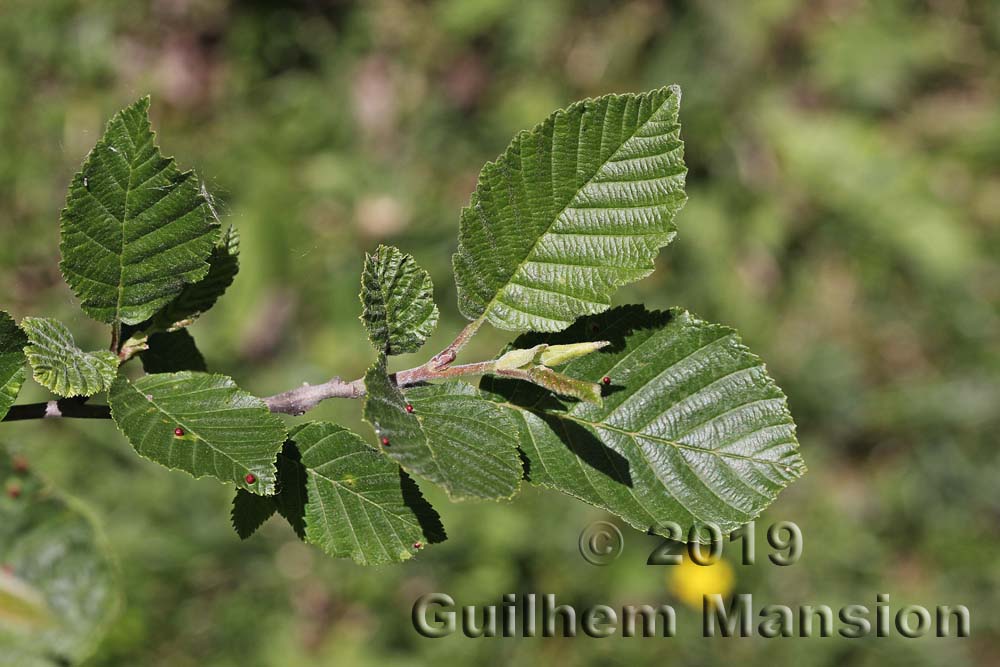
428 318 484 369
263 319 494 415
3 399 112 421
1 361 498 421
3 320 500 422
262 360 496 415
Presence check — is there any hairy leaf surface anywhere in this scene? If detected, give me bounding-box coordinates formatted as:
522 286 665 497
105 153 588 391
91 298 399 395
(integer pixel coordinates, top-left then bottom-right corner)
0 449 119 666
59 97 218 326
361 245 438 354
20 318 118 398
454 86 686 332
482 306 805 536
108 372 287 493
0 313 27 420
363 360 521 500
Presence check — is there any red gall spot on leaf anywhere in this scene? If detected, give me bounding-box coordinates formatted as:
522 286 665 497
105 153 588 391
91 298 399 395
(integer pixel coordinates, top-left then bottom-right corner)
174 427 185 437
413 542 423 550
12 456 28 474
381 437 390 447
602 376 611 385
244 473 256 485
405 404 414 413
7 485 21 499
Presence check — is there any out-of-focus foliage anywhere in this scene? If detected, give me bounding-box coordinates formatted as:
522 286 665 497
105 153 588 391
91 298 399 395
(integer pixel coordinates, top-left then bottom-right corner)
0 1 996 665
0 448 119 667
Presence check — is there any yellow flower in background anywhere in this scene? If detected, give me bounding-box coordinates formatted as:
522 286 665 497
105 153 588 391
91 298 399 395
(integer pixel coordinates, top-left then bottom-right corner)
668 557 735 609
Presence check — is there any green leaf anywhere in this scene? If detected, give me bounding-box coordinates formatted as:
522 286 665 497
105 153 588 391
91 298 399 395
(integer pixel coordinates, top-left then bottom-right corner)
231 442 306 541
0 449 119 666
59 96 219 326
481 306 805 537
20 317 118 398
453 86 687 332
265 422 446 565
271 443 309 539
0 313 27 420
108 372 287 493
363 359 521 500
231 489 276 540
147 225 240 332
360 245 439 355
140 330 207 373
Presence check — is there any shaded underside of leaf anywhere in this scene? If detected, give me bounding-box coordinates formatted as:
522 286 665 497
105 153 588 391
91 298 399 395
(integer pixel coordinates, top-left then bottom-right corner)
363 359 522 501
482 305 805 537
360 245 438 355
59 96 218 325
0 312 27 420
140 329 207 373
108 372 287 493
0 448 119 666
20 317 118 398
232 441 307 541
453 86 687 332
231 488 276 540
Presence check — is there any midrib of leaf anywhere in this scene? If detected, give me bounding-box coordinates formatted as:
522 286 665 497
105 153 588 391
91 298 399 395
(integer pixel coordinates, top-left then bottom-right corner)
496 327 800 472
538 392 791 522
470 92 678 331
306 464 423 532
415 404 518 472
508 404 739 525
298 433 424 564
484 305 804 534
113 115 139 334
319 476 398 562
512 407 660 527
118 380 256 476
310 477 364 559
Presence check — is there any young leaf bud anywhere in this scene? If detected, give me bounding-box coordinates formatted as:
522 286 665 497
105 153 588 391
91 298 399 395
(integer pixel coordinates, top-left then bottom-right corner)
539 341 610 367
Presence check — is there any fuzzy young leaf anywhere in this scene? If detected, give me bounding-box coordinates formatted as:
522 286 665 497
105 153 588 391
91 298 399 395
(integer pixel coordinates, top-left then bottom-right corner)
363 359 521 501
0 449 119 665
360 245 438 355
519 365 602 404
482 306 805 537
494 344 546 371
0 312 27 420
539 341 609 367
20 318 118 398
453 86 686 332
266 422 445 565
108 372 287 493
59 97 218 326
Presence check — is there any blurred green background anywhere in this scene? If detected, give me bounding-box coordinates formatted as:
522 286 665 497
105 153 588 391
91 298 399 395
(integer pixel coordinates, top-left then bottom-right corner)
1 0 998 664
